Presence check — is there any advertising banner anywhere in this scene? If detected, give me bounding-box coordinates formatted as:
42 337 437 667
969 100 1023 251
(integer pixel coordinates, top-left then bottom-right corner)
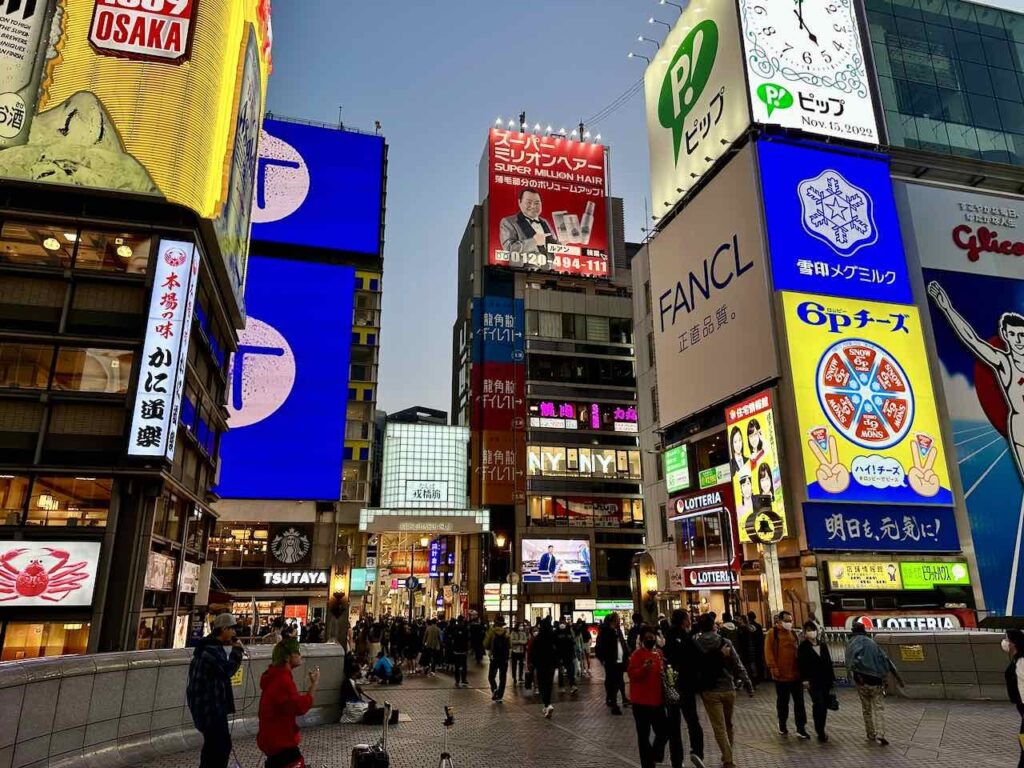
759 140 911 303
527 400 638 433
0 1 272 315
472 297 525 365
217 256 355 500
664 444 690 495
827 561 901 591
681 565 738 591
480 430 520 506
127 239 199 459
899 182 1024 615
0 541 101 606
783 292 953 505
829 609 976 630
521 539 592 584
804 502 959 552
724 390 787 542
486 128 608 278
252 118 385 255
644 0 748 213
900 561 970 590
650 143 776 427
738 0 880 144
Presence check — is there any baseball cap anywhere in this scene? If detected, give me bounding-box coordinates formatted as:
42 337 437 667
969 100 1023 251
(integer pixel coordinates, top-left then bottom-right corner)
211 613 238 632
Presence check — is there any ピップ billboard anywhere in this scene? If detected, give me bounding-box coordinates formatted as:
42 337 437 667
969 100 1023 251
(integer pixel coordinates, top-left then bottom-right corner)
487 128 608 278
725 390 788 543
0 0 273 316
783 292 953 506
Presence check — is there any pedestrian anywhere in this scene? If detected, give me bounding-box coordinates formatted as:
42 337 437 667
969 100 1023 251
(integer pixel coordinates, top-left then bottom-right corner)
422 618 442 676
718 613 739 649
186 613 245 768
510 620 529 684
797 620 835 742
846 621 900 746
305 619 323 645
595 612 630 714
574 618 592 677
555 619 578 693
627 612 645 651
530 617 559 718
627 627 669 768
450 615 470 688
261 617 285 645
662 609 706 768
746 611 765 683
484 615 512 701
257 638 319 768
1002 629 1024 768
734 615 757 688
765 610 810 739
694 612 752 768
807 608 825 634
369 650 397 684
470 614 486 665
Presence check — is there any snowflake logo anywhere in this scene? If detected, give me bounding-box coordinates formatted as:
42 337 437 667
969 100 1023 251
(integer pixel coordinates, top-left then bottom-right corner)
798 169 878 257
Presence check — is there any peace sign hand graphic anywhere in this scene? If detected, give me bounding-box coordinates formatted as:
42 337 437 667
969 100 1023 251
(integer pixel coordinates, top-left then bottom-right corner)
908 443 941 497
808 433 850 494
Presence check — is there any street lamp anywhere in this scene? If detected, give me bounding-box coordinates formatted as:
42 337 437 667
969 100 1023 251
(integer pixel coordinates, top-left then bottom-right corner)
407 535 431 622
649 16 672 31
628 52 651 64
659 0 684 13
637 35 661 50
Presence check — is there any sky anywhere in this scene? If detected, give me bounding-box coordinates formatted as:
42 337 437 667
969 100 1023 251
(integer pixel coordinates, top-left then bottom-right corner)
265 0 661 416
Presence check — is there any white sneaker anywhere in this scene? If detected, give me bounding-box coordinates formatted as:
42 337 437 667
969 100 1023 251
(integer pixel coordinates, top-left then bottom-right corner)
570 686 578 694
543 705 554 718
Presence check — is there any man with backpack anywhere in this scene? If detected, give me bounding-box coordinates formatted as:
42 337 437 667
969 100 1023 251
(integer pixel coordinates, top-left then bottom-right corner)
484 615 512 701
695 612 752 768
663 610 706 768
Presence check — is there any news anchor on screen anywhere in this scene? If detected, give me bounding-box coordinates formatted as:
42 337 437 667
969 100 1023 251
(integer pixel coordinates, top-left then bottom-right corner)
499 188 558 254
537 545 558 575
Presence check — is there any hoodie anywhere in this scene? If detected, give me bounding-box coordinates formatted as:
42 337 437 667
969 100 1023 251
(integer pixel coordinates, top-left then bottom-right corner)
484 625 511 662
185 636 243 729
256 664 313 757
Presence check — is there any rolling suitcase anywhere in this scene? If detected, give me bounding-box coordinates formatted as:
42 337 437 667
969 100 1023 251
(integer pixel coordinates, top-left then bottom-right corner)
351 701 392 767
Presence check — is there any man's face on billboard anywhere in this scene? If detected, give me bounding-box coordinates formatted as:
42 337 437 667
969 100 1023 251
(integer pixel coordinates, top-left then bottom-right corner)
1003 321 1024 358
519 191 542 219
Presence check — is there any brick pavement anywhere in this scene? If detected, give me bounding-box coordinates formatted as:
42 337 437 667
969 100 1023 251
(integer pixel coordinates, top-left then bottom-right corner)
142 661 1020 768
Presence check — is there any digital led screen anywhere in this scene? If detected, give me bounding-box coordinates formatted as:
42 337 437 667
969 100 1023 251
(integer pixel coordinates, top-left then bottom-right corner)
521 539 591 584
217 255 355 499
0 541 101 607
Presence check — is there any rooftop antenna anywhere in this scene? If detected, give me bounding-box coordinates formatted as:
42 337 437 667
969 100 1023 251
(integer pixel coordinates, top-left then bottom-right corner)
338 106 344 130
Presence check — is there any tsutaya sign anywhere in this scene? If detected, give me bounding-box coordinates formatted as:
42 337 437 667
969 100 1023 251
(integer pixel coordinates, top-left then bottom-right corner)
263 570 329 586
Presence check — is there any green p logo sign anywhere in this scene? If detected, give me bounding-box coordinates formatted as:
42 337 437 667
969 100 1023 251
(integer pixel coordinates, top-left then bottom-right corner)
658 19 719 165
756 83 793 118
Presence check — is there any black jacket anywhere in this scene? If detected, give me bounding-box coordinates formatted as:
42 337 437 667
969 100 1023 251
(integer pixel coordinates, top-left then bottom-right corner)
662 626 703 694
450 622 470 654
529 625 559 670
555 627 576 663
595 624 630 666
797 640 836 691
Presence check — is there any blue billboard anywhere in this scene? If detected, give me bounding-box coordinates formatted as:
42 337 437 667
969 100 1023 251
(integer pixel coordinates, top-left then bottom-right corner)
251 118 384 254
471 296 525 364
217 255 355 499
804 502 960 553
759 139 912 304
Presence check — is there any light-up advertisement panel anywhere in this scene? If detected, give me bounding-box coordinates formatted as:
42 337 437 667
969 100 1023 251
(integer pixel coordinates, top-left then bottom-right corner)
217 256 355 499
252 119 385 255
738 0 880 144
783 292 953 505
900 561 970 590
759 140 911 304
804 502 959 552
725 390 787 542
487 128 608 277
827 560 901 591
0 541 101 607
664 444 690 495
521 539 591 584
527 400 638 433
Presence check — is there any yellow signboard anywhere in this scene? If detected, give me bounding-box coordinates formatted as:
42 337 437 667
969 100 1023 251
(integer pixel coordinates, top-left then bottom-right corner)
828 560 902 591
900 645 925 662
783 293 953 506
0 0 272 314
725 390 787 543
230 665 244 687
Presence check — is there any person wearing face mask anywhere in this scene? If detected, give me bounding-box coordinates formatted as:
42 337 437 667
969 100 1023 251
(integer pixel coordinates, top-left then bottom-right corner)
510 621 529 685
764 611 809 739
627 627 669 768
1002 629 1024 768
555 619 578 693
797 620 835 742
846 621 901 746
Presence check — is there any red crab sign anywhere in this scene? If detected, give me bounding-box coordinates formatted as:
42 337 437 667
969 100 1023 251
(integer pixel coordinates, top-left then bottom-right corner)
0 543 100 606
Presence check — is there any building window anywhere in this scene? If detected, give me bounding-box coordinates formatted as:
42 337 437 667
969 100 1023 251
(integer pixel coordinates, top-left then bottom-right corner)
51 348 134 394
344 447 353 461
643 280 652 316
369 279 380 291
610 317 633 344
0 475 29 525
1 622 90 661
659 503 669 543
367 333 377 346
209 522 269 567
0 342 53 389
359 447 369 461
0 221 75 268
25 476 112 527
73 229 152 274
655 454 664 481
651 387 659 424
647 332 656 368
539 311 561 338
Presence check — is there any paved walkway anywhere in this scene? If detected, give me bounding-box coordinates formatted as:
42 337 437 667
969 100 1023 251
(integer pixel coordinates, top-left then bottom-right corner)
144 662 1020 768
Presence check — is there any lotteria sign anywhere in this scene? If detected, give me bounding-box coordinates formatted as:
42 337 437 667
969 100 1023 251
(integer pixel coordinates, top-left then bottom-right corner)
682 565 736 590
670 486 730 521
840 613 965 631
262 570 329 586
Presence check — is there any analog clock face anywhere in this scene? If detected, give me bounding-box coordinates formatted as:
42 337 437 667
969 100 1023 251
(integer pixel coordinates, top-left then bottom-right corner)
744 1 861 78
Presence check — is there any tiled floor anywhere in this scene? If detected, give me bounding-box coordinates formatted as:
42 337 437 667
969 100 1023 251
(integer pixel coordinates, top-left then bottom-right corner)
141 662 1020 768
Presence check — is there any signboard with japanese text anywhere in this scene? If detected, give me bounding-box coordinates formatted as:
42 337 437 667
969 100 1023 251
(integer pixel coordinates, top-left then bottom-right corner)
479 430 521 506
699 464 732 489
252 118 385 255
899 182 1024 616
217 256 355 499
804 502 959 552
725 390 787 542
827 560 902 591
486 128 608 278
759 140 911 303
472 297 525 365
738 0 880 145
527 400 638 433
650 143 776 427
900 560 971 590
783 292 953 505
406 480 449 504
644 0 748 214
128 239 198 458
0 1 272 317
0 541 101 607
664 444 690 495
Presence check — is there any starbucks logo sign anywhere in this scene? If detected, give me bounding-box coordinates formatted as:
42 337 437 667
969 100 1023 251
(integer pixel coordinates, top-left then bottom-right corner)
270 527 311 564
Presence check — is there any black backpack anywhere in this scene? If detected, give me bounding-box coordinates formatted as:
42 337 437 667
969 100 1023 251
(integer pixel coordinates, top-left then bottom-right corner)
696 637 726 692
492 631 511 659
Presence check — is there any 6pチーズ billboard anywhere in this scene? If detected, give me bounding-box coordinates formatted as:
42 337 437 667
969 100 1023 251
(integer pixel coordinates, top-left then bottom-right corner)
252 118 385 256
0 0 272 316
650 142 776 428
216 256 355 500
725 390 787 543
487 128 608 278
783 292 953 506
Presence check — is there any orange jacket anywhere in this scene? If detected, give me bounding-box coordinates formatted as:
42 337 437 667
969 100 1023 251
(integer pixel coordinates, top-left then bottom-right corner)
765 628 800 682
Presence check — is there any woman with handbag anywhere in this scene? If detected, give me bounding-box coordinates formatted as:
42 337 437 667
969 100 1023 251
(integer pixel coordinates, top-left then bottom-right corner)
626 626 669 768
797 620 836 742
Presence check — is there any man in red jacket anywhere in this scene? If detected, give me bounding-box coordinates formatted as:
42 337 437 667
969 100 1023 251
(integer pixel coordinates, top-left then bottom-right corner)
257 639 320 768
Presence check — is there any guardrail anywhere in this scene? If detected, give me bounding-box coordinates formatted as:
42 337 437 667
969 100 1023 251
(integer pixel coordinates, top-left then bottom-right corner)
0 643 345 768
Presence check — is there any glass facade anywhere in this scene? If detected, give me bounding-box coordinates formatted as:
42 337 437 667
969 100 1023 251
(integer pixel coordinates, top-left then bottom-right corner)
867 0 1024 165
380 423 470 508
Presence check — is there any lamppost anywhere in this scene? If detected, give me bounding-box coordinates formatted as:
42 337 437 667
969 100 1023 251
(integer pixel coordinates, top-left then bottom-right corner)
494 533 516 625
408 534 430 622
